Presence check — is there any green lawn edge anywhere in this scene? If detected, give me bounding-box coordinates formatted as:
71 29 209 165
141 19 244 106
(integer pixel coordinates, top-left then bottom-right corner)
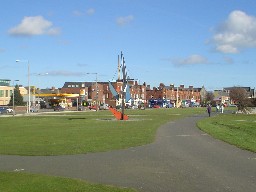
197 113 256 152
0 171 136 192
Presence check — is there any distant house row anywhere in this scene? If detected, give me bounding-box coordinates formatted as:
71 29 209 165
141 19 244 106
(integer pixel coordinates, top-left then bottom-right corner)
0 78 255 108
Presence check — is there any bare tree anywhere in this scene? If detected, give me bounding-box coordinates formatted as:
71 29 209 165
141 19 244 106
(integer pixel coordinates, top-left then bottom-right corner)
158 83 165 90
229 87 251 111
206 92 214 105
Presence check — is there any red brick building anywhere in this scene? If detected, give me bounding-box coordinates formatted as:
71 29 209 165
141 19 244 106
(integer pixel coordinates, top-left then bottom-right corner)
146 84 206 107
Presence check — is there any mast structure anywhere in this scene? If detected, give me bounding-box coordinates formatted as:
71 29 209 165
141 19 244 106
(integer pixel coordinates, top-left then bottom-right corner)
108 51 130 120
120 51 127 120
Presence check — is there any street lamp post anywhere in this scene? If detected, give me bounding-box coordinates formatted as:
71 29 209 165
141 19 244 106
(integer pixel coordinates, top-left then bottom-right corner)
36 73 48 111
176 86 179 108
86 73 98 111
16 60 30 113
12 80 19 116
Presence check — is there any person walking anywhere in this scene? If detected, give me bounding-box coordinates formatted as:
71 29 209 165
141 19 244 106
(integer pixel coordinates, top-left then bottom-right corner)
220 103 224 113
216 104 219 112
207 104 212 117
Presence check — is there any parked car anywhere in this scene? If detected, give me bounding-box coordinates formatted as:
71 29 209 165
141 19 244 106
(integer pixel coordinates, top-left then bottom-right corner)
30 106 39 113
78 106 85 111
0 107 8 114
89 105 97 110
54 105 65 111
99 103 109 110
0 107 13 113
228 104 237 107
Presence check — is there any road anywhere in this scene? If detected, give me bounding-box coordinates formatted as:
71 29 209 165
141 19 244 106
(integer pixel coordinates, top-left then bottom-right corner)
1 114 256 192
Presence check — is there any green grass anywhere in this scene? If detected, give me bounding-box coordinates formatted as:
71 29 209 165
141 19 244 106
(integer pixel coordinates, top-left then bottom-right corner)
197 113 256 152
0 172 136 192
0 108 204 192
1 108 255 192
0 108 204 156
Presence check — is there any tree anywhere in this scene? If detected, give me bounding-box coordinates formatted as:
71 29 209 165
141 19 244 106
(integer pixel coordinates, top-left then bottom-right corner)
251 98 256 107
158 83 165 90
229 87 251 111
8 85 25 106
205 92 214 105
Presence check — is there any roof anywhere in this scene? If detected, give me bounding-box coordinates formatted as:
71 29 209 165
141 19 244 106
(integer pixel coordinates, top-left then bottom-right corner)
62 82 95 88
223 87 251 92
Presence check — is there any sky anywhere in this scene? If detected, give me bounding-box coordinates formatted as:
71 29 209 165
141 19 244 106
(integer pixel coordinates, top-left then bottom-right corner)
0 0 256 91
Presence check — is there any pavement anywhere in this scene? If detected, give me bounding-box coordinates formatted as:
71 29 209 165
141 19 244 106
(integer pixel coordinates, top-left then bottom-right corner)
0 114 256 192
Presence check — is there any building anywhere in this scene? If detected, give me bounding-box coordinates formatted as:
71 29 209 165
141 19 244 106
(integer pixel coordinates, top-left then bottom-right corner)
60 80 147 108
213 90 230 105
61 81 104 106
146 84 206 107
106 80 147 107
0 79 27 106
0 79 12 105
223 87 256 99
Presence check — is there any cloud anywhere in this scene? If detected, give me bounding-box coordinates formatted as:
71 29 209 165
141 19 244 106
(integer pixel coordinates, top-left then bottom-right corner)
86 8 95 16
212 10 256 53
46 70 84 76
8 16 60 36
172 54 208 66
73 8 95 16
73 10 84 16
116 15 134 26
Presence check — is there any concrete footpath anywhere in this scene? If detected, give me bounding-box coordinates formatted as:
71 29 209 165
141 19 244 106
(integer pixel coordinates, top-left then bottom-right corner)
1 114 256 192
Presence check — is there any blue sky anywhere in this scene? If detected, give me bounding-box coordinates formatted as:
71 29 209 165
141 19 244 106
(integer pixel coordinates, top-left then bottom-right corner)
1 0 255 90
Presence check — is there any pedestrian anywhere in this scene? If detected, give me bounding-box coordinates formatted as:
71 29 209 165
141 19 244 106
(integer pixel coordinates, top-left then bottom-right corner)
220 103 224 113
216 104 219 112
207 104 212 117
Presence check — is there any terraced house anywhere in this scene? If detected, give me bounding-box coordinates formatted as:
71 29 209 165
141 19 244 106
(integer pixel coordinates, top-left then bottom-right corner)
146 83 207 107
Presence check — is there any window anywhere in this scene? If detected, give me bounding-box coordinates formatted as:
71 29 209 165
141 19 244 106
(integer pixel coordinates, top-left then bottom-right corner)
0 90 4 97
68 85 71 87
5 90 8 97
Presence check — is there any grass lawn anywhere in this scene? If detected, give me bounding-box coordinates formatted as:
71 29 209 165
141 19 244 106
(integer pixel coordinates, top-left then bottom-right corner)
0 172 136 192
0 108 205 156
0 108 205 192
1 108 255 191
197 113 256 152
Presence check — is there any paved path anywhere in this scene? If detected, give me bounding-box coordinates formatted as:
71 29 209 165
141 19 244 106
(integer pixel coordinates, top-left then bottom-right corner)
1 114 256 192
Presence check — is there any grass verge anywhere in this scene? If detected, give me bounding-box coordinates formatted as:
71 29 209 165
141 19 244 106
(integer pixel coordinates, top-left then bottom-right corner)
0 108 204 156
197 113 256 152
0 172 136 192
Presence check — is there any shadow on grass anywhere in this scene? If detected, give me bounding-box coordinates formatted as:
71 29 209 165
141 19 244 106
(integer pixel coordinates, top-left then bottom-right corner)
68 118 87 120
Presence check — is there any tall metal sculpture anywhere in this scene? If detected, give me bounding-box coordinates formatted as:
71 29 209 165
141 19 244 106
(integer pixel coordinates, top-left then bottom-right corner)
108 51 130 120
